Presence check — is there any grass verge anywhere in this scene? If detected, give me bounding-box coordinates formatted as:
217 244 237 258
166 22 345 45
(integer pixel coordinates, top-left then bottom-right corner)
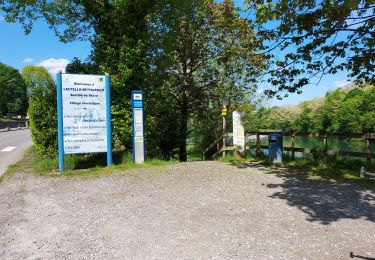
2 146 179 181
0 147 34 183
0 165 19 184
0 118 24 123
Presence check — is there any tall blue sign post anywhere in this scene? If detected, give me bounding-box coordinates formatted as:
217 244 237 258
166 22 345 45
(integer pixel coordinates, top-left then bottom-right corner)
131 90 145 164
56 72 112 172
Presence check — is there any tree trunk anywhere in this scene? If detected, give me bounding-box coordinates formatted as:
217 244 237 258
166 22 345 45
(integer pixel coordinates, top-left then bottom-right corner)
179 90 188 162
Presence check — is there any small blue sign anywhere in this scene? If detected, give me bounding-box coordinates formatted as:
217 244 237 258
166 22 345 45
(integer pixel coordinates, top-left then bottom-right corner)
133 101 143 108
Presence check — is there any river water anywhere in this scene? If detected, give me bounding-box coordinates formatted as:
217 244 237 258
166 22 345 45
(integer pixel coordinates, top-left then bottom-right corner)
243 135 375 160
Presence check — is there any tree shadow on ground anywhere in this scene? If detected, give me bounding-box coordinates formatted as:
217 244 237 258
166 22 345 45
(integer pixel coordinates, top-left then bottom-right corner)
232 162 375 225
70 151 128 170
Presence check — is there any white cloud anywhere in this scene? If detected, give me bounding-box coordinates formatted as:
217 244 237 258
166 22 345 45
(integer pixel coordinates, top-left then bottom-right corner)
22 58 34 63
37 58 69 75
333 80 351 88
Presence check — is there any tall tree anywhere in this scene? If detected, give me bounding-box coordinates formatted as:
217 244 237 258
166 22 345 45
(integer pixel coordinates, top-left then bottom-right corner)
22 65 55 97
147 0 264 160
0 62 27 116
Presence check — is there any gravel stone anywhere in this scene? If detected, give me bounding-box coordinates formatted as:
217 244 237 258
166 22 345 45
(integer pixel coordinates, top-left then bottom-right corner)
0 161 374 259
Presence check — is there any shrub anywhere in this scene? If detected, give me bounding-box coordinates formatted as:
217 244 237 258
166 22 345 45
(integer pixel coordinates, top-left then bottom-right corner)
23 66 57 157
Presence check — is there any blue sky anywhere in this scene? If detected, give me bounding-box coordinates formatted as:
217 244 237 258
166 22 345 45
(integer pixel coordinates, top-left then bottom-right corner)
0 16 90 74
0 15 351 106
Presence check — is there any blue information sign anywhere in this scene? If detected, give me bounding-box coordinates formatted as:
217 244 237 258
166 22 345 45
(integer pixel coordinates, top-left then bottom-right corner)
56 72 112 172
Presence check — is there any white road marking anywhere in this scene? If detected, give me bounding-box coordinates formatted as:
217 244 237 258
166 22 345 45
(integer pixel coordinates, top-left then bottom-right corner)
1 146 16 152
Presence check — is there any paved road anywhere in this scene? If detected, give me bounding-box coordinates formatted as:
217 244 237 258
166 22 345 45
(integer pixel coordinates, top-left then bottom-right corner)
0 129 32 176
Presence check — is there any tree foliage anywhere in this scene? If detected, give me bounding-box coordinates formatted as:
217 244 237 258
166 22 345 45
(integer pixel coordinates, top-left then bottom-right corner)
2 0 374 101
1 0 265 160
0 62 27 116
250 85 375 133
146 0 264 160
246 0 375 98
65 58 100 75
5 0 372 160
22 65 55 97
22 66 57 157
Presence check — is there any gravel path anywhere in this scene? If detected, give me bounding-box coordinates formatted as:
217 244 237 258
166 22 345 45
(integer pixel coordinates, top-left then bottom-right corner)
0 161 374 259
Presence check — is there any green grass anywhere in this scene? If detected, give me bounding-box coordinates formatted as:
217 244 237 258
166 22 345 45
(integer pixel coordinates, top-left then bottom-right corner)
187 145 203 161
1 146 179 181
0 164 20 183
217 154 250 164
217 152 375 185
0 118 27 122
280 154 375 184
0 147 34 183
4 145 374 185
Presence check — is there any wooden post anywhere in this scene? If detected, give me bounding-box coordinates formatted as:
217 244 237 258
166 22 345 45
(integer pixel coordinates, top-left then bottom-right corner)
366 133 371 169
256 132 260 157
291 132 295 160
323 134 328 155
222 115 226 158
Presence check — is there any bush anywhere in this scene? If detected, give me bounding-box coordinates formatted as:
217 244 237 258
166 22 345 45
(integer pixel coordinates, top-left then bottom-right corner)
23 66 57 157
111 99 132 149
28 87 57 157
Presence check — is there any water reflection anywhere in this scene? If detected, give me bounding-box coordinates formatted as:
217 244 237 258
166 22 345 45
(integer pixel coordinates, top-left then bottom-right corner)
242 134 374 161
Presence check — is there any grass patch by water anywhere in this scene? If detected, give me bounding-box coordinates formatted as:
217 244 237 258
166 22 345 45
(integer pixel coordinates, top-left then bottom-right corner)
218 153 375 185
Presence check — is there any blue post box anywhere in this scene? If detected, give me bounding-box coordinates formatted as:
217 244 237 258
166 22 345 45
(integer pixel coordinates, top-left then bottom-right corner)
268 133 283 164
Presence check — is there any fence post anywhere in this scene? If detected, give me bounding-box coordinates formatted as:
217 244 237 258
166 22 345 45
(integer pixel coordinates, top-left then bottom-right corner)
323 134 328 155
291 132 295 159
256 132 260 157
366 133 371 169
222 117 226 158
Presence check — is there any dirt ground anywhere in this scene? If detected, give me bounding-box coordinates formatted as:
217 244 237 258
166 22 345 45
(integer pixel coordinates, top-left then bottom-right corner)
0 161 374 259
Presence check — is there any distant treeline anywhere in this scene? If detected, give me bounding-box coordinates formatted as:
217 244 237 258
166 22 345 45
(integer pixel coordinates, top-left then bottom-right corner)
245 84 375 133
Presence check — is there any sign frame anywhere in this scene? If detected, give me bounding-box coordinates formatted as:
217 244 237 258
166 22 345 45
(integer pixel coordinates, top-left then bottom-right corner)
232 111 245 152
131 90 145 164
56 72 112 172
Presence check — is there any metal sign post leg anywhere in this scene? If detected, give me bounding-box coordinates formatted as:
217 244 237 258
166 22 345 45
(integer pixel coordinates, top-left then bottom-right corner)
56 72 64 172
